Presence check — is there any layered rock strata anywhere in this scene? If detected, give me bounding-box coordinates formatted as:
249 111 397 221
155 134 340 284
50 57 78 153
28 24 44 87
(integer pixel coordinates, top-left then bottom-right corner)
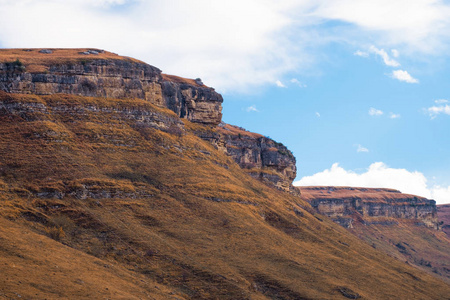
0 49 298 193
437 204 450 238
212 123 298 194
300 186 438 228
0 49 223 125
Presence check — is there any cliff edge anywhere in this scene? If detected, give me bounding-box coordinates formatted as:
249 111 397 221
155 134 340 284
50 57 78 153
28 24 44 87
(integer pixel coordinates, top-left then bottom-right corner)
300 186 438 228
0 48 223 125
0 48 298 193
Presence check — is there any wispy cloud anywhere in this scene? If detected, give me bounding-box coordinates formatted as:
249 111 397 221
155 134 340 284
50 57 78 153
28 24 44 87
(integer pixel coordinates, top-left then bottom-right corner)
369 107 383 116
315 112 321 118
391 70 419 83
435 99 449 104
354 50 369 57
294 162 450 204
426 104 450 119
245 105 260 112
290 78 307 88
389 112 401 119
275 80 286 88
356 144 369 153
369 46 400 67
391 49 399 58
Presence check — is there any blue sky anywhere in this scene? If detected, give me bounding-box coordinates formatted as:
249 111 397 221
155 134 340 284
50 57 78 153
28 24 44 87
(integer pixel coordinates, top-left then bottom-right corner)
1 0 450 203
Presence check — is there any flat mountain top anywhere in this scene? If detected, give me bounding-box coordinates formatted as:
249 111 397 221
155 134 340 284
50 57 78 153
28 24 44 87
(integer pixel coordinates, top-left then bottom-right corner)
0 48 146 73
300 186 431 203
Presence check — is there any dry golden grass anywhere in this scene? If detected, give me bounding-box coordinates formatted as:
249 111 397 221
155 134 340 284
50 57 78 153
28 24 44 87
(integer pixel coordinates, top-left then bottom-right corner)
217 123 264 139
0 92 449 299
161 74 204 87
0 48 144 73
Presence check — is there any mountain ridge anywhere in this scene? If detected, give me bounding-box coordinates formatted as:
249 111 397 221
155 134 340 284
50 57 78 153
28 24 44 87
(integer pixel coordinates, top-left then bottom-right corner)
0 48 449 299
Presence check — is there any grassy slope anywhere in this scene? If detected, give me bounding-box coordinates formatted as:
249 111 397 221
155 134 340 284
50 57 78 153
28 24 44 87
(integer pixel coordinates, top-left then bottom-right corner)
300 187 450 283
0 92 449 299
350 219 450 283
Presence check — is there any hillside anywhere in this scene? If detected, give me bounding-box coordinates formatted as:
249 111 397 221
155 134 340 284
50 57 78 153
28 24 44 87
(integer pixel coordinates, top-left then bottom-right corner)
438 204 450 239
0 49 449 299
301 187 450 283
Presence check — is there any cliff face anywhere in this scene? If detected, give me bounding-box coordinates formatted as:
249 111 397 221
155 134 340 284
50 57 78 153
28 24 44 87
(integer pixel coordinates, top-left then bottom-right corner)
212 123 298 194
161 74 223 125
0 49 299 194
300 186 438 229
437 204 450 238
0 48 223 125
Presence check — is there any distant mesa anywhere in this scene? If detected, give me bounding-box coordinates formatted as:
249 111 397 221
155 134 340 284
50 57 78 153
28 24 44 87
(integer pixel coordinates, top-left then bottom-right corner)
300 186 439 229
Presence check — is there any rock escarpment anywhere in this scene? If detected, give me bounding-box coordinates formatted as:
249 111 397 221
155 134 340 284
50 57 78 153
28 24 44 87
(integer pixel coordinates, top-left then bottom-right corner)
0 48 223 125
211 123 298 194
437 204 450 238
300 186 438 229
0 48 298 193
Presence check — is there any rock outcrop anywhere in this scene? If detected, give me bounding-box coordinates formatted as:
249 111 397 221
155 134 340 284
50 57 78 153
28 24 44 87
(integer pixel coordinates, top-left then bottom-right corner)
0 48 223 125
300 186 438 228
437 204 450 238
0 49 298 194
211 123 298 194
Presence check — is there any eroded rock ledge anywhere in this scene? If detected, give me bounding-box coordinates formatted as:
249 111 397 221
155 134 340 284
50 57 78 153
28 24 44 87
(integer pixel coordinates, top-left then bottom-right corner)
211 123 298 195
300 186 438 229
0 48 223 125
0 48 298 193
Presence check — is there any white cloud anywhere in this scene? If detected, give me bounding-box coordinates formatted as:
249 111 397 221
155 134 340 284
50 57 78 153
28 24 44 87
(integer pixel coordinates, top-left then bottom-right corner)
434 99 448 104
391 70 419 83
369 107 383 116
0 0 449 91
389 112 401 119
294 162 450 204
426 104 450 119
354 50 369 57
245 105 259 112
391 49 399 58
356 144 369 153
369 46 400 67
290 78 307 88
275 80 286 88
315 112 321 118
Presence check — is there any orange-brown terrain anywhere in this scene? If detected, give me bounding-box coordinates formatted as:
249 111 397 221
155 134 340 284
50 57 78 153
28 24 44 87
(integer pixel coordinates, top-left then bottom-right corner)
0 49 449 299
438 204 450 238
300 186 450 283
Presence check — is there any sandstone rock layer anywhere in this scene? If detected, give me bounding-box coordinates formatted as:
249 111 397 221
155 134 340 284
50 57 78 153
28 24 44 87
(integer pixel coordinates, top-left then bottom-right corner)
300 186 438 228
0 48 223 125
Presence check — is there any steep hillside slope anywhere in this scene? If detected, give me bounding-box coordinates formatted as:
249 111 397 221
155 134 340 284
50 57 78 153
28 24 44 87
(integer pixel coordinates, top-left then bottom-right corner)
0 91 448 299
0 49 449 299
301 186 450 283
438 204 450 238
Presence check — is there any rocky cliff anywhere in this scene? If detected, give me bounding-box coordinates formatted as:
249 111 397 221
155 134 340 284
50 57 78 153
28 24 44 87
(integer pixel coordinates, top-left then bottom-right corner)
0 48 298 194
437 204 450 238
300 186 438 229
212 123 298 194
0 48 223 125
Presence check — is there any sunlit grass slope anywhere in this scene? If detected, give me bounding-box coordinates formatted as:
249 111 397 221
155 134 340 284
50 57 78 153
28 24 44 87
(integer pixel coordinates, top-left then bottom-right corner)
0 91 449 299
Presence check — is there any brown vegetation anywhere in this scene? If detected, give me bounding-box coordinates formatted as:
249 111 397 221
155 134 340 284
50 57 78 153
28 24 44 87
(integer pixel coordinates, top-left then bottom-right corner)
0 92 449 299
0 48 144 73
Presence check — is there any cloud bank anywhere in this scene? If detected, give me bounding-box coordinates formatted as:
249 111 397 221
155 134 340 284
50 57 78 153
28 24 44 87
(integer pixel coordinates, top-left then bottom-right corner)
294 162 450 204
1 0 450 91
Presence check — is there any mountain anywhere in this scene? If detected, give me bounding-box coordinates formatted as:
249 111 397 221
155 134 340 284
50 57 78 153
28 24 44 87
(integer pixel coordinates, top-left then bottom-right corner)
301 186 450 283
0 48 449 299
438 204 450 239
